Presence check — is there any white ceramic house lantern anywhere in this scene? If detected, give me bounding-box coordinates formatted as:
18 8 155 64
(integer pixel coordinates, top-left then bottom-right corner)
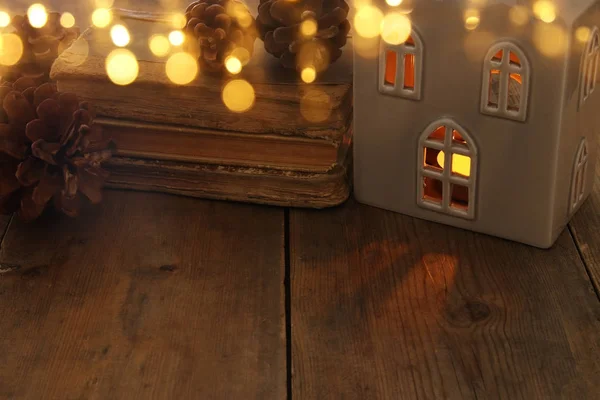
353 0 600 248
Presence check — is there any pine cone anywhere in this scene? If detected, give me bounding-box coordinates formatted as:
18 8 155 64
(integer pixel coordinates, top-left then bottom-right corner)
257 0 350 72
0 78 114 221
0 12 79 84
184 0 258 73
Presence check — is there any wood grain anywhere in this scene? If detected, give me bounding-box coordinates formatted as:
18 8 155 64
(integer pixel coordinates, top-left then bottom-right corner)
290 199 600 399
569 131 600 294
0 191 286 400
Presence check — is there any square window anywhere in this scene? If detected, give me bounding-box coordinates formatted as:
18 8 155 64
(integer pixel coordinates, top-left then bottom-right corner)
424 147 443 170
450 184 469 211
450 154 471 177
423 176 443 204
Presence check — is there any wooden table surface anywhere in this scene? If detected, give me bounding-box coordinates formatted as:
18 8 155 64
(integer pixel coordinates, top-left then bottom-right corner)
2 1 600 399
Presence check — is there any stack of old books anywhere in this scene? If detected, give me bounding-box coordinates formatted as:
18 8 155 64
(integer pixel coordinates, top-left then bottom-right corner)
50 9 353 208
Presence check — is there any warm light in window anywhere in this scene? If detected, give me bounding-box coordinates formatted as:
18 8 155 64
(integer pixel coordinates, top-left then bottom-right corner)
300 19 317 37
60 12 76 29
380 13 412 45
509 6 530 26
106 49 139 86
0 11 10 28
437 152 471 177
149 34 170 57
222 79 255 113
171 13 187 29
169 30 185 46
166 52 198 85
27 4 48 28
576 27 591 43
0 33 24 66
110 24 131 47
301 67 316 83
386 0 403 6
225 56 242 74
353 5 384 39
92 8 112 28
533 1 556 23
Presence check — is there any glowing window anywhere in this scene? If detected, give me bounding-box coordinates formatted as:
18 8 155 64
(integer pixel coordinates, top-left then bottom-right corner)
570 138 589 213
481 42 530 122
580 27 599 107
379 30 423 100
418 119 478 219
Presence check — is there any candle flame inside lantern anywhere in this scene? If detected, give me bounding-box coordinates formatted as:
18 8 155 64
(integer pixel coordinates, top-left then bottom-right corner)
437 151 471 177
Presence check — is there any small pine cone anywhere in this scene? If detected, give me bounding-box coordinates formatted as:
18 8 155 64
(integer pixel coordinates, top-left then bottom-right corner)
0 12 79 85
184 0 258 73
0 78 114 221
257 0 350 72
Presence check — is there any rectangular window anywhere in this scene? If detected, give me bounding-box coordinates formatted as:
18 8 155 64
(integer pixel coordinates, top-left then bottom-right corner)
423 176 443 204
404 54 415 90
488 70 500 108
507 73 522 112
450 184 469 211
384 51 397 86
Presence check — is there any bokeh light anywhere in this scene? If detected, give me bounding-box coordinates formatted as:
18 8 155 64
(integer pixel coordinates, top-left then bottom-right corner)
576 27 591 43
509 6 530 26
0 33 24 66
301 67 316 83
92 8 112 28
149 34 171 57
225 56 242 74
95 0 115 7
231 47 251 66
386 0 403 6
222 79 255 113
227 2 253 29
111 24 131 47
300 19 317 37
464 9 480 31
0 11 10 28
380 12 412 45
166 52 198 85
169 30 185 46
60 12 75 29
301 89 332 123
354 5 384 39
106 49 139 86
533 23 567 57
171 13 187 29
27 4 48 29
533 1 556 23
67 37 90 66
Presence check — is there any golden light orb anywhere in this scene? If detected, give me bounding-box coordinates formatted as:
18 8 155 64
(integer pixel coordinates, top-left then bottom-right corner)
166 52 198 85
95 0 115 7
60 12 76 29
354 5 384 39
0 33 24 66
301 67 316 83
105 49 139 86
509 6 530 26
92 8 112 28
533 1 556 23
380 12 412 45
300 89 332 123
110 24 131 47
231 47 251 66
300 19 318 37
464 9 480 31
576 27 591 43
225 56 242 74
0 11 10 28
171 13 187 29
386 0 403 6
222 79 255 113
149 34 171 57
533 23 567 57
27 4 48 29
169 30 185 46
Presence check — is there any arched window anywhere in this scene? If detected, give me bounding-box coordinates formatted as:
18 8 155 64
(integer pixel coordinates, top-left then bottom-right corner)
379 30 423 100
570 138 589 213
417 119 478 219
579 27 599 107
481 42 530 122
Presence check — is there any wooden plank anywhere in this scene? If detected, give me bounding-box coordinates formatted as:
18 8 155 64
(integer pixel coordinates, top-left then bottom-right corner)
291 199 600 399
569 132 600 294
0 191 286 400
